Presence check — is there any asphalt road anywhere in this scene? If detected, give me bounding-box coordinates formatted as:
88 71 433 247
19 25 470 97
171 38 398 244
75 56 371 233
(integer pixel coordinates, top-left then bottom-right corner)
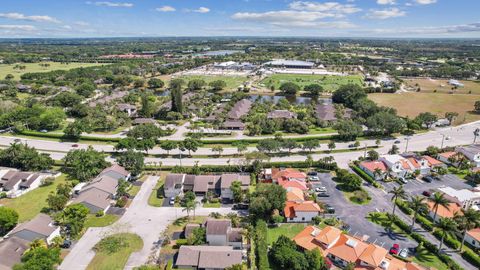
59 175 238 270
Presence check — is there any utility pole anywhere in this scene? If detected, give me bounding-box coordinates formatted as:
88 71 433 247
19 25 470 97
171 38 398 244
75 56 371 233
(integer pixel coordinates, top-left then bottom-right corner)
364 143 368 158
440 134 446 149
404 136 411 153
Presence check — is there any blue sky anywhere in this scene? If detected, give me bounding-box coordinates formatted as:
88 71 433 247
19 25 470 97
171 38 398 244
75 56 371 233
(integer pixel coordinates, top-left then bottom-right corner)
0 0 479 38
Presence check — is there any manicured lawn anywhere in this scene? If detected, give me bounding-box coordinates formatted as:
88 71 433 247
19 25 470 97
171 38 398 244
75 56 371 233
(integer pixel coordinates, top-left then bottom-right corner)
343 189 372 205
203 202 221 208
87 233 143 270
260 74 363 92
148 174 165 207
0 174 67 222
0 62 107 80
166 216 207 235
369 92 480 125
267 224 306 245
84 214 119 228
179 75 248 91
403 78 480 95
412 245 449 270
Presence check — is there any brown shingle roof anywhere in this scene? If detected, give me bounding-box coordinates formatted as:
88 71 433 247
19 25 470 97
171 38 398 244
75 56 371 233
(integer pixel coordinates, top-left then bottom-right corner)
315 103 352 121
164 174 184 189
267 110 297 119
205 219 231 235
100 164 129 178
9 213 58 238
220 174 250 189
0 237 29 270
227 99 252 120
73 188 112 210
176 245 242 269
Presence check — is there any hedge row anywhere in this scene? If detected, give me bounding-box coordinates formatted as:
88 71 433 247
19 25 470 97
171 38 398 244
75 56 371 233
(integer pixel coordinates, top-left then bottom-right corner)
200 134 339 145
390 215 463 270
432 230 461 250
394 199 433 231
351 165 382 188
462 249 480 268
395 200 413 216
255 220 270 270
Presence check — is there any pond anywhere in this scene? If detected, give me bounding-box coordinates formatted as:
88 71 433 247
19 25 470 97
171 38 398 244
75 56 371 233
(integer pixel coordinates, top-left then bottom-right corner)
248 94 331 105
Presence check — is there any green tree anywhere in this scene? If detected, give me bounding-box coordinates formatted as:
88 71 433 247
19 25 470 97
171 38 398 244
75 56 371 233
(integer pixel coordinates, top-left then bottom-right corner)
209 80 227 91
429 192 450 222
0 207 19 235
139 93 155 118
0 143 53 171
171 87 183 113
415 112 438 129
388 145 400 154
148 78 164 89
13 246 61 270
75 82 95 98
304 84 323 97
269 235 308 270
183 138 201 156
367 150 379 161
302 139 319 153
335 120 362 141
231 180 243 203
279 82 300 95
63 146 109 182
327 141 336 152
64 120 91 138
305 248 328 270
188 79 206 91
332 84 366 107
233 141 248 155
257 139 281 154
56 203 89 238
117 150 144 176
389 186 407 216
250 184 286 220
445 112 459 125
160 140 177 155
212 145 224 156
436 217 457 252
474 100 480 113
409 195 427 230
454 208 480 251
187 227 206 245
282 139 298 153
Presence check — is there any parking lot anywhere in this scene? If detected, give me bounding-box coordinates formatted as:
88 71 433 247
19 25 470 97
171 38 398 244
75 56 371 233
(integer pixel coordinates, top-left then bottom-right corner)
382 174 472 195
314 173 417 251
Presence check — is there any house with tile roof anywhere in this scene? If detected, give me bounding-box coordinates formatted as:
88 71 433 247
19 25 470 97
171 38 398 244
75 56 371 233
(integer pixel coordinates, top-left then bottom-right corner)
426 201 463 222
293 226 427 270
437 151 459 165
284 201 322 223
271 168 307 183
0 236 29 270
204 219 243 249
437 186 480 210
379 155 412 178
465 228 480 249
359 161 388 181
456 144 480 167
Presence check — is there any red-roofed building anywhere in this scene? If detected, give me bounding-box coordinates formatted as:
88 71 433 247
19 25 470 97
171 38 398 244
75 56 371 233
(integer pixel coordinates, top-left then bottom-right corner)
278 179 308 191
465 228 480 249
359 161 388 180
271 168 307 183
437 151 458 164
284 201 322 222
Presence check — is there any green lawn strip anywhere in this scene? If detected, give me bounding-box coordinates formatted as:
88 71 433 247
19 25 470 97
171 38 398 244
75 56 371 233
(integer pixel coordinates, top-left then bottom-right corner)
84 214 119 228
412 245 449 270
203 202 221 208
87 233 143 270
166 216 207 236
148 176 165 207
266 223 307 245
0 174 67 222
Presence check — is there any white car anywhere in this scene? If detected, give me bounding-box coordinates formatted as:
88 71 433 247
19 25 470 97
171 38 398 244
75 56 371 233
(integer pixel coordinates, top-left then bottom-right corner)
399 248 409 258
309 176 320 181
169 198 175 206
315 187 327 192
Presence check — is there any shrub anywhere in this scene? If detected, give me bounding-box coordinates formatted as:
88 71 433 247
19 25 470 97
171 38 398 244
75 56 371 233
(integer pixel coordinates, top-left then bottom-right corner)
415 215 434 231
174 239 188 248
432 230 460 250
395 200 413 216
41 177 55 187
0 192 6 199
116 196 128 208
255 220 270 270
94 235 129 254
462 249 480 268
95 210 104 217
351 165 382 188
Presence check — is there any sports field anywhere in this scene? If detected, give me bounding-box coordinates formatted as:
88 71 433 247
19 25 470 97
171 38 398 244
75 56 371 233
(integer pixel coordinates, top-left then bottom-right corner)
260 74 363 92
369 92 480 125
179 75 248 90
403 77 480 95
0 62 107 80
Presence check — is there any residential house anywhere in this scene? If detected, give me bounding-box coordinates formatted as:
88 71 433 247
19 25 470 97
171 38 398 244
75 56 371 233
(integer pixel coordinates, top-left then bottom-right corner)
192 175 221 196
227 99 252 120
359 161 388 181
293 226 427 270
379 155 411 178
116 103 137 117
89 90 127 107
284 201 322 223
0 237 29 270
271 168 307 183
6 214 60 245
437 151 458 165
465 228 480 249
456 144 480 167
219 174 250 200
426 201 463 222
315 103 352 122
0 169 45 198
164 174 186 198
286 187 305 203
267 110 297 119
222 120 245 130
279 179 308 191
400 153 431 175
99 164 131 181
437 187 480 210
175 245 243 270
205 219 243 248
422 155 447 169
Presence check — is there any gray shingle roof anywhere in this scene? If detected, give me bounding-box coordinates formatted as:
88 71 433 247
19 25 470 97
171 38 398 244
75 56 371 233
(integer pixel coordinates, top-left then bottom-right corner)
9 213 58 239
0 237 29 270
176 245 242 269
205 219 231 235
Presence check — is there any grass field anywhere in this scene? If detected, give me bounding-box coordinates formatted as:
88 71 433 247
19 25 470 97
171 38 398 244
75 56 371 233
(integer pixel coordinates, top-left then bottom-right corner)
0 174 67 222
266 223 306 245
148 174 165 207
87 233 143 270
0 62 106 80
403 78 480 95
260 74 363 92
179 75 248 90
84 214 119 228
369 92 480 125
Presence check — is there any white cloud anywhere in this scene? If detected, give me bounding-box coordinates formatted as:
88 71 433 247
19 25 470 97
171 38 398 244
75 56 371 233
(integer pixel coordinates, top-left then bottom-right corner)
232 11 354 28
193 7 210 13
414 0 437 5
0 24 35 31
377 0 396 5
86 1 133 7
363 22 480 36
74 21 90 26
365 8 406 19
156 6 176 12
289 1 361 14
0 12 60 23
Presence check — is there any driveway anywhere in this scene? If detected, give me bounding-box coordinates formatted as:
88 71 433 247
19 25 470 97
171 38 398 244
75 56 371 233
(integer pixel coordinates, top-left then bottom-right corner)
60 176 237 270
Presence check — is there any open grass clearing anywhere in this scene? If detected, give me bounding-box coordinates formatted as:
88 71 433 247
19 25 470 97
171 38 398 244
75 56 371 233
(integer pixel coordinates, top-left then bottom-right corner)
343 189 372 205
403 77 480 95
0 174 67 222
87 233 143 270
260 74 363 92
0 62 107 80
266 223 306 245
369 92 480 125
179 75 248 90
148 173 166 207
84 214 119 228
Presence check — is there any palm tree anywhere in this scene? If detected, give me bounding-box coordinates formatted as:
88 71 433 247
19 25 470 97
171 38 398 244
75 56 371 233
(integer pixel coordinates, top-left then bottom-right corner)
436 217 457 252
454 209 480 251
373 168 383 180
409 195 427 230
429 192 450 223
389 186 407 215
182 201 195 219
29 239 47 250
191 200 199 219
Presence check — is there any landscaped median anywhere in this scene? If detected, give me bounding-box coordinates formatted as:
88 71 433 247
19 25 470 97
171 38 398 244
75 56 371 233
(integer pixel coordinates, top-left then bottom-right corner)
350 164 382 188
87 233 143 270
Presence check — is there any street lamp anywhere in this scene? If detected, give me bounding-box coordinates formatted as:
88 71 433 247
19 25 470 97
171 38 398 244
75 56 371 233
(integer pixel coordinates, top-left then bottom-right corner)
474 128 480 144
440 134 446 149
404 136 411 153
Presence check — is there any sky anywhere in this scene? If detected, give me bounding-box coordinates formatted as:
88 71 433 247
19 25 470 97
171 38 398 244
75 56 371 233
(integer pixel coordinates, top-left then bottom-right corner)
0 0 479 38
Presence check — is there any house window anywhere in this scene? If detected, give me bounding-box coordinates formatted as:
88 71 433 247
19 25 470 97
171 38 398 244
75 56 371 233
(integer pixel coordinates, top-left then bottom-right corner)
302 217 305 221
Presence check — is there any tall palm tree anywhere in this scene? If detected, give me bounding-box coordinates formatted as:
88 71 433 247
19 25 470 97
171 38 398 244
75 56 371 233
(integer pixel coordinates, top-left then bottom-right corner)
182 201 194 219
429 192 450 223
389 186 407 215
436 217 457 252
373 168 383 180
454 209 480 251
409 195 427 230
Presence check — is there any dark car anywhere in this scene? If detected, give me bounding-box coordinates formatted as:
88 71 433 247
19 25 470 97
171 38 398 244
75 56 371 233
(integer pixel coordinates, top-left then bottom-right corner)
325 204 335 214
61 239 72 249
422 191 431 197
317 192 330 197
307 171 318 176
423 175 434 183
71 144 79 148
389 243 400 255
14 138 21 142
233 203 249 210
394 140 401 144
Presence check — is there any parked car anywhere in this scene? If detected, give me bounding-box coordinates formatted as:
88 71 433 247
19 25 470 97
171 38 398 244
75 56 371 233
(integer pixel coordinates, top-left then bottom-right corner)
71 144 79 148
315 187 327 192
389 244 400 255
40 129 48 133
423 175 434 183
169 197 175 206
232 203 249 210
399 177 408 184
309 176 320 181
325 204 335 214
394 140 401 144
14 138 21 142
341 224 351 231
317 192 330 197
307 171 318 176
399 248 408 258
422 191 431 197
60 239 72 249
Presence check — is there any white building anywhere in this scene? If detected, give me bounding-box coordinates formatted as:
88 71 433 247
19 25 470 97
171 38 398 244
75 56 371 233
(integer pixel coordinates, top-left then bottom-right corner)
6 214 61 245
205 219 243 249
0 169 47 198
437 186 480 210
465 228 480 249
379 155 410 178
456 145 480 167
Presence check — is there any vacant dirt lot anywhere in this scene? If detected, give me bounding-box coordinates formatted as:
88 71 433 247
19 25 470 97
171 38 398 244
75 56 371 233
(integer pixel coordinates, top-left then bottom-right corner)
369 92 480 125
403 77 480 95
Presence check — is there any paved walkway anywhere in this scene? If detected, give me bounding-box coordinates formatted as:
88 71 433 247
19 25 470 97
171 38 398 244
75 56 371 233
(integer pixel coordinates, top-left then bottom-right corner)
59 176 236 270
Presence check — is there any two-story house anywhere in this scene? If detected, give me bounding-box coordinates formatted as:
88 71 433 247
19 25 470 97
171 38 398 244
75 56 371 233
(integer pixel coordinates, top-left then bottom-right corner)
205 219 243 249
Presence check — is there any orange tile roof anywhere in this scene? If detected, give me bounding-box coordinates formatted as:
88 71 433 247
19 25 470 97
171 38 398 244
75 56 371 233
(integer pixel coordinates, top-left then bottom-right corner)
358 244 388 267
328 234 369 263
407 158 421 169
360 161 387 173
422 155 443 166
401 159 412 170
438 151 457 159
272 168 306 181
467 228 480 242
315 226 342 246
279 179 308 191
292 226 327 252
427 201 463 218
286 187 305 202
284 201 322 218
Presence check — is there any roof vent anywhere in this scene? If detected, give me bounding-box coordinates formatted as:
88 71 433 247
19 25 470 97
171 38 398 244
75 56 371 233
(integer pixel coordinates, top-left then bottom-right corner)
346 239 357 248
311 228 320 237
